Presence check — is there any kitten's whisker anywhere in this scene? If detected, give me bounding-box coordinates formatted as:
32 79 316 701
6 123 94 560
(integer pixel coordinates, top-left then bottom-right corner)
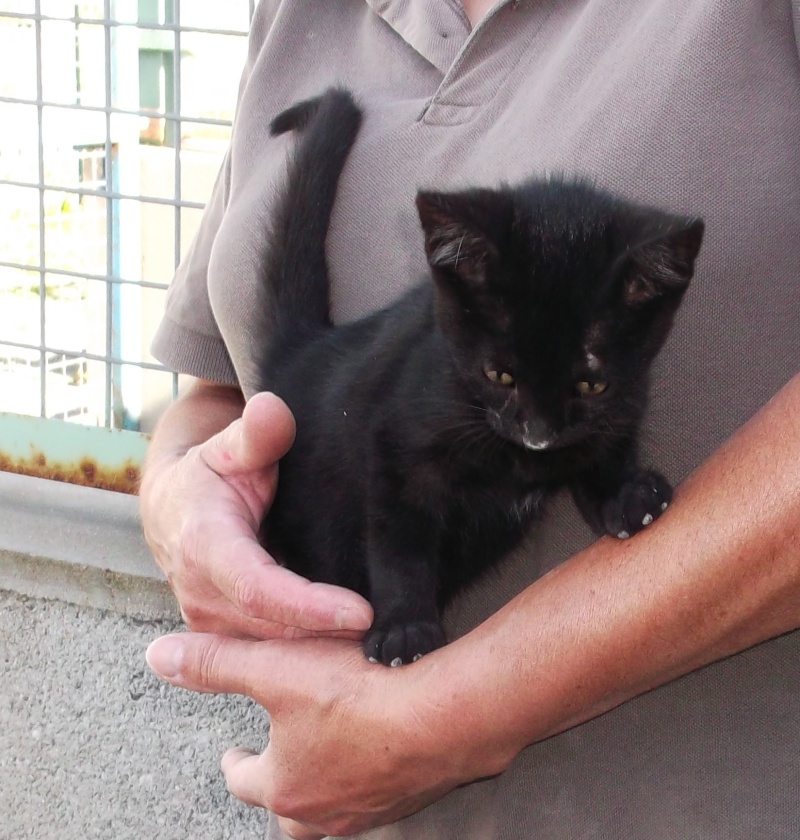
454 234 466 269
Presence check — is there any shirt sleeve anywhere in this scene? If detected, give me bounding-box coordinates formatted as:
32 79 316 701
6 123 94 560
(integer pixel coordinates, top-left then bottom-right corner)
149 0 282 385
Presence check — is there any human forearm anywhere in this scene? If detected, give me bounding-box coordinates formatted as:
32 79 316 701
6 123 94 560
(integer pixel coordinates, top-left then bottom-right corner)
142 380 244 476
430 372 800 776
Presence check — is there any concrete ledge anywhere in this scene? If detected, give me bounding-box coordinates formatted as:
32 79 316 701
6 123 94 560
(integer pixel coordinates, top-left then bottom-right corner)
0 470 179 620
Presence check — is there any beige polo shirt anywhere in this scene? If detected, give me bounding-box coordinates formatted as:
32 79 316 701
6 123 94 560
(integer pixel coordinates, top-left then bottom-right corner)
153 1 800 837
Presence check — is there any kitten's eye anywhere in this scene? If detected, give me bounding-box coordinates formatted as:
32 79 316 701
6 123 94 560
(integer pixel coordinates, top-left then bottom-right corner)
575 380 608 396
485 368 515 386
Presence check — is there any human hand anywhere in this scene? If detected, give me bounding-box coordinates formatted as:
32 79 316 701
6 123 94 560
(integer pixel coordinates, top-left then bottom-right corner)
140 389 372 640
145 631 500 838
142 375 800 837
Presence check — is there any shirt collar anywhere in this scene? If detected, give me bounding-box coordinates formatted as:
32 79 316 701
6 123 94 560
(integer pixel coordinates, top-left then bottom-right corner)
365 0 471 73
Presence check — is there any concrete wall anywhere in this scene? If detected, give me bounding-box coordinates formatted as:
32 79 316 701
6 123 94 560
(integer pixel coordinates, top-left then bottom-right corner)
0 472 268 838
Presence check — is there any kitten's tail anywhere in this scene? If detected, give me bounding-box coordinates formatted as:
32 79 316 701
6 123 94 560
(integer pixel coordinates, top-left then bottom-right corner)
262 87 362 340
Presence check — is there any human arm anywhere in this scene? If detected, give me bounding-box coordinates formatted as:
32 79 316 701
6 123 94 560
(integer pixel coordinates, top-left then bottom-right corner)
139 380 372 639
146 371 800 837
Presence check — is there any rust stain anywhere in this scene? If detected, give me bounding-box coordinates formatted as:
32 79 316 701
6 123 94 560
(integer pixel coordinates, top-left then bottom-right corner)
0 449 141 495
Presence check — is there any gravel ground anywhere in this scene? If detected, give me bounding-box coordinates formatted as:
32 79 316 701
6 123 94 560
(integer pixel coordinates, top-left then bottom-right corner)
0 589 269 840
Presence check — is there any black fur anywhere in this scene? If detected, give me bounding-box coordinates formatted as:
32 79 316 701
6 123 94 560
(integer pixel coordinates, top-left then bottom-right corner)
257 88 705 666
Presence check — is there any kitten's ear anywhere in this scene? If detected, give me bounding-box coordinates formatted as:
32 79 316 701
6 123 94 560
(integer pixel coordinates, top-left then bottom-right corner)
620 218 705 305
416 190 498 286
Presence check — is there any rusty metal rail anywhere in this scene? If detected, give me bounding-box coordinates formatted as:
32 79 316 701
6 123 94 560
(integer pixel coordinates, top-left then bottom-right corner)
0 412 147 494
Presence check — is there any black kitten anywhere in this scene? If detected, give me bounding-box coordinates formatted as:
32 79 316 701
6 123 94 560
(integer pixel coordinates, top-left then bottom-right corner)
256 89 704 666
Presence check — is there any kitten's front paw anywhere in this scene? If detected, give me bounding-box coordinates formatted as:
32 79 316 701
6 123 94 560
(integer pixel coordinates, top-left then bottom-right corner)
363 620 446 667
602 470 673 540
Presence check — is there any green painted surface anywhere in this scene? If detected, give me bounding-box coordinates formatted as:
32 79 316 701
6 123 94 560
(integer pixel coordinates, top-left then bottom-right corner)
0 413 149 492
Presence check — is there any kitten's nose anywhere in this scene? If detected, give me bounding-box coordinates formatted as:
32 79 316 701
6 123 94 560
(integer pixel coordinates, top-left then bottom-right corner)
521 418 556 451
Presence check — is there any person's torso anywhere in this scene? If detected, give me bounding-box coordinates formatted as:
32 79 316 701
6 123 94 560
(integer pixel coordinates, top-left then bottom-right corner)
209 2 800 836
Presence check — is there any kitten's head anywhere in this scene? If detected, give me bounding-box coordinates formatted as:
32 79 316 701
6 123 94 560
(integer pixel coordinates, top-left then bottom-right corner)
416 179 704 453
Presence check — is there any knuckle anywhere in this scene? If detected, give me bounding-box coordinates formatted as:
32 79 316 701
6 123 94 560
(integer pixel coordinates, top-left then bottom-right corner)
267 779 306 822
177 511 210 564
328 818 357 837
178 600 210 630
193 635 228 685
178 512 229 583
278 819 321 840
281 816 350 840
276 819 302 840
230 573 264 618
269 792 298 821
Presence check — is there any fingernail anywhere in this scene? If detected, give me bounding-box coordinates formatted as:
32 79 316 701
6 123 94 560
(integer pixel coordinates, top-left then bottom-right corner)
146 635 184 679
335 606 372 632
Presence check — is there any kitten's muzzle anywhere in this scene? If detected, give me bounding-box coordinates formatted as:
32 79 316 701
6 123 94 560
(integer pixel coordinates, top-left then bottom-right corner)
489 411 561 452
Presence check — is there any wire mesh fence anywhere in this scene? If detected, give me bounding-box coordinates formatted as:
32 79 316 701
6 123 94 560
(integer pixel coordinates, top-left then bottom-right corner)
0 0 253 443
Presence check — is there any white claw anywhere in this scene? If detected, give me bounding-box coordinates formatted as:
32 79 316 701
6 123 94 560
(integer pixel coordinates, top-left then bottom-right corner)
618 530 630 539
368 657 379 665
412 653 423 662
390 657 403 668
642 513 654 526
661 501 668 511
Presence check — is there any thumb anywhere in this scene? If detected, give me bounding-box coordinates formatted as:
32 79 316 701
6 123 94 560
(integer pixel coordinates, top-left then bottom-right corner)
146 632 350 702
146 633 365 703
146 633 266 697
200 391 296 476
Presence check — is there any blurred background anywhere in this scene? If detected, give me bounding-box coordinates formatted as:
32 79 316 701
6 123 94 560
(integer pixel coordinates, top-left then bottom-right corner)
0 0 252 439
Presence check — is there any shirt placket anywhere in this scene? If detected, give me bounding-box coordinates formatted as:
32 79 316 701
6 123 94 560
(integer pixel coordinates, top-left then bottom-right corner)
366 0 548 125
